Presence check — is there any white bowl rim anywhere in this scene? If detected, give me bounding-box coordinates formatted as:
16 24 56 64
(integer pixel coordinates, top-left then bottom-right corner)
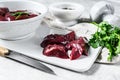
0 0 48 24
49 2 85 12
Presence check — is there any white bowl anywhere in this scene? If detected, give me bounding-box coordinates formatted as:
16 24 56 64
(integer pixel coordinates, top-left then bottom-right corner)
0 0 47 40
49 2 85 22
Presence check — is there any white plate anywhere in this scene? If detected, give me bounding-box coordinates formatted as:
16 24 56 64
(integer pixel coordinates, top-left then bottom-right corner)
0 23 101 72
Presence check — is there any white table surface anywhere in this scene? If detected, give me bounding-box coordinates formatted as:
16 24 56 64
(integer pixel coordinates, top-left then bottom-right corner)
0 0 120 80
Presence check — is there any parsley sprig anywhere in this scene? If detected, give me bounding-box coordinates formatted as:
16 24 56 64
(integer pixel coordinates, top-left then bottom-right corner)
11 11 29 20
89 22 120 61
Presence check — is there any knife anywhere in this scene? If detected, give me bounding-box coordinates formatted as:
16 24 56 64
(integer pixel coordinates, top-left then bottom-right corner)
0 46 56 75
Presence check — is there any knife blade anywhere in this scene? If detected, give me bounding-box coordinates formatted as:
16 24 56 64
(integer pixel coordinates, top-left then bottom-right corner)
0 46 56 75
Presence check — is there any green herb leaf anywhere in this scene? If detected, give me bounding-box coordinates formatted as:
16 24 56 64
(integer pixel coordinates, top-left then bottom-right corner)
11 11 29 20
89 21 120 61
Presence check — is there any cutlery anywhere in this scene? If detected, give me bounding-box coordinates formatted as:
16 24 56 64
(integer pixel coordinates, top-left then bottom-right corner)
0 46 56 75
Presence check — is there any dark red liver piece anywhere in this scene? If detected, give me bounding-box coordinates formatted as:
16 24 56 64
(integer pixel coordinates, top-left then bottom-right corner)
0 7 38 21
66 37 88 60
43 44 69 59
0 15 6 21
41 31 88 60
0 7 9 16
40 31 75 48
5 12 16 21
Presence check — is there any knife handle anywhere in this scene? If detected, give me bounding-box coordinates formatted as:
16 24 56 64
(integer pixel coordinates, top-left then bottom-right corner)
0 46 9 56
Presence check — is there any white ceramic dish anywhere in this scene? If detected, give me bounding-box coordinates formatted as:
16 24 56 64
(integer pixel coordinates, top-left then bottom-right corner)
0 23 101 72
0 0 47 40
49 2 84 25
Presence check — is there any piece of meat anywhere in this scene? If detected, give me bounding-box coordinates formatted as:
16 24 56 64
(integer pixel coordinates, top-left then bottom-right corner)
69 48 81 60
43 44 69 59
0 7 9 16
66 37 88 60
78 37 88 56
40 31 75 48
5 12 16 21
16 15 29 20
64 31 75 44
41 31 88 60
0 15 6 21
41 34 65 48
28 14 38 18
